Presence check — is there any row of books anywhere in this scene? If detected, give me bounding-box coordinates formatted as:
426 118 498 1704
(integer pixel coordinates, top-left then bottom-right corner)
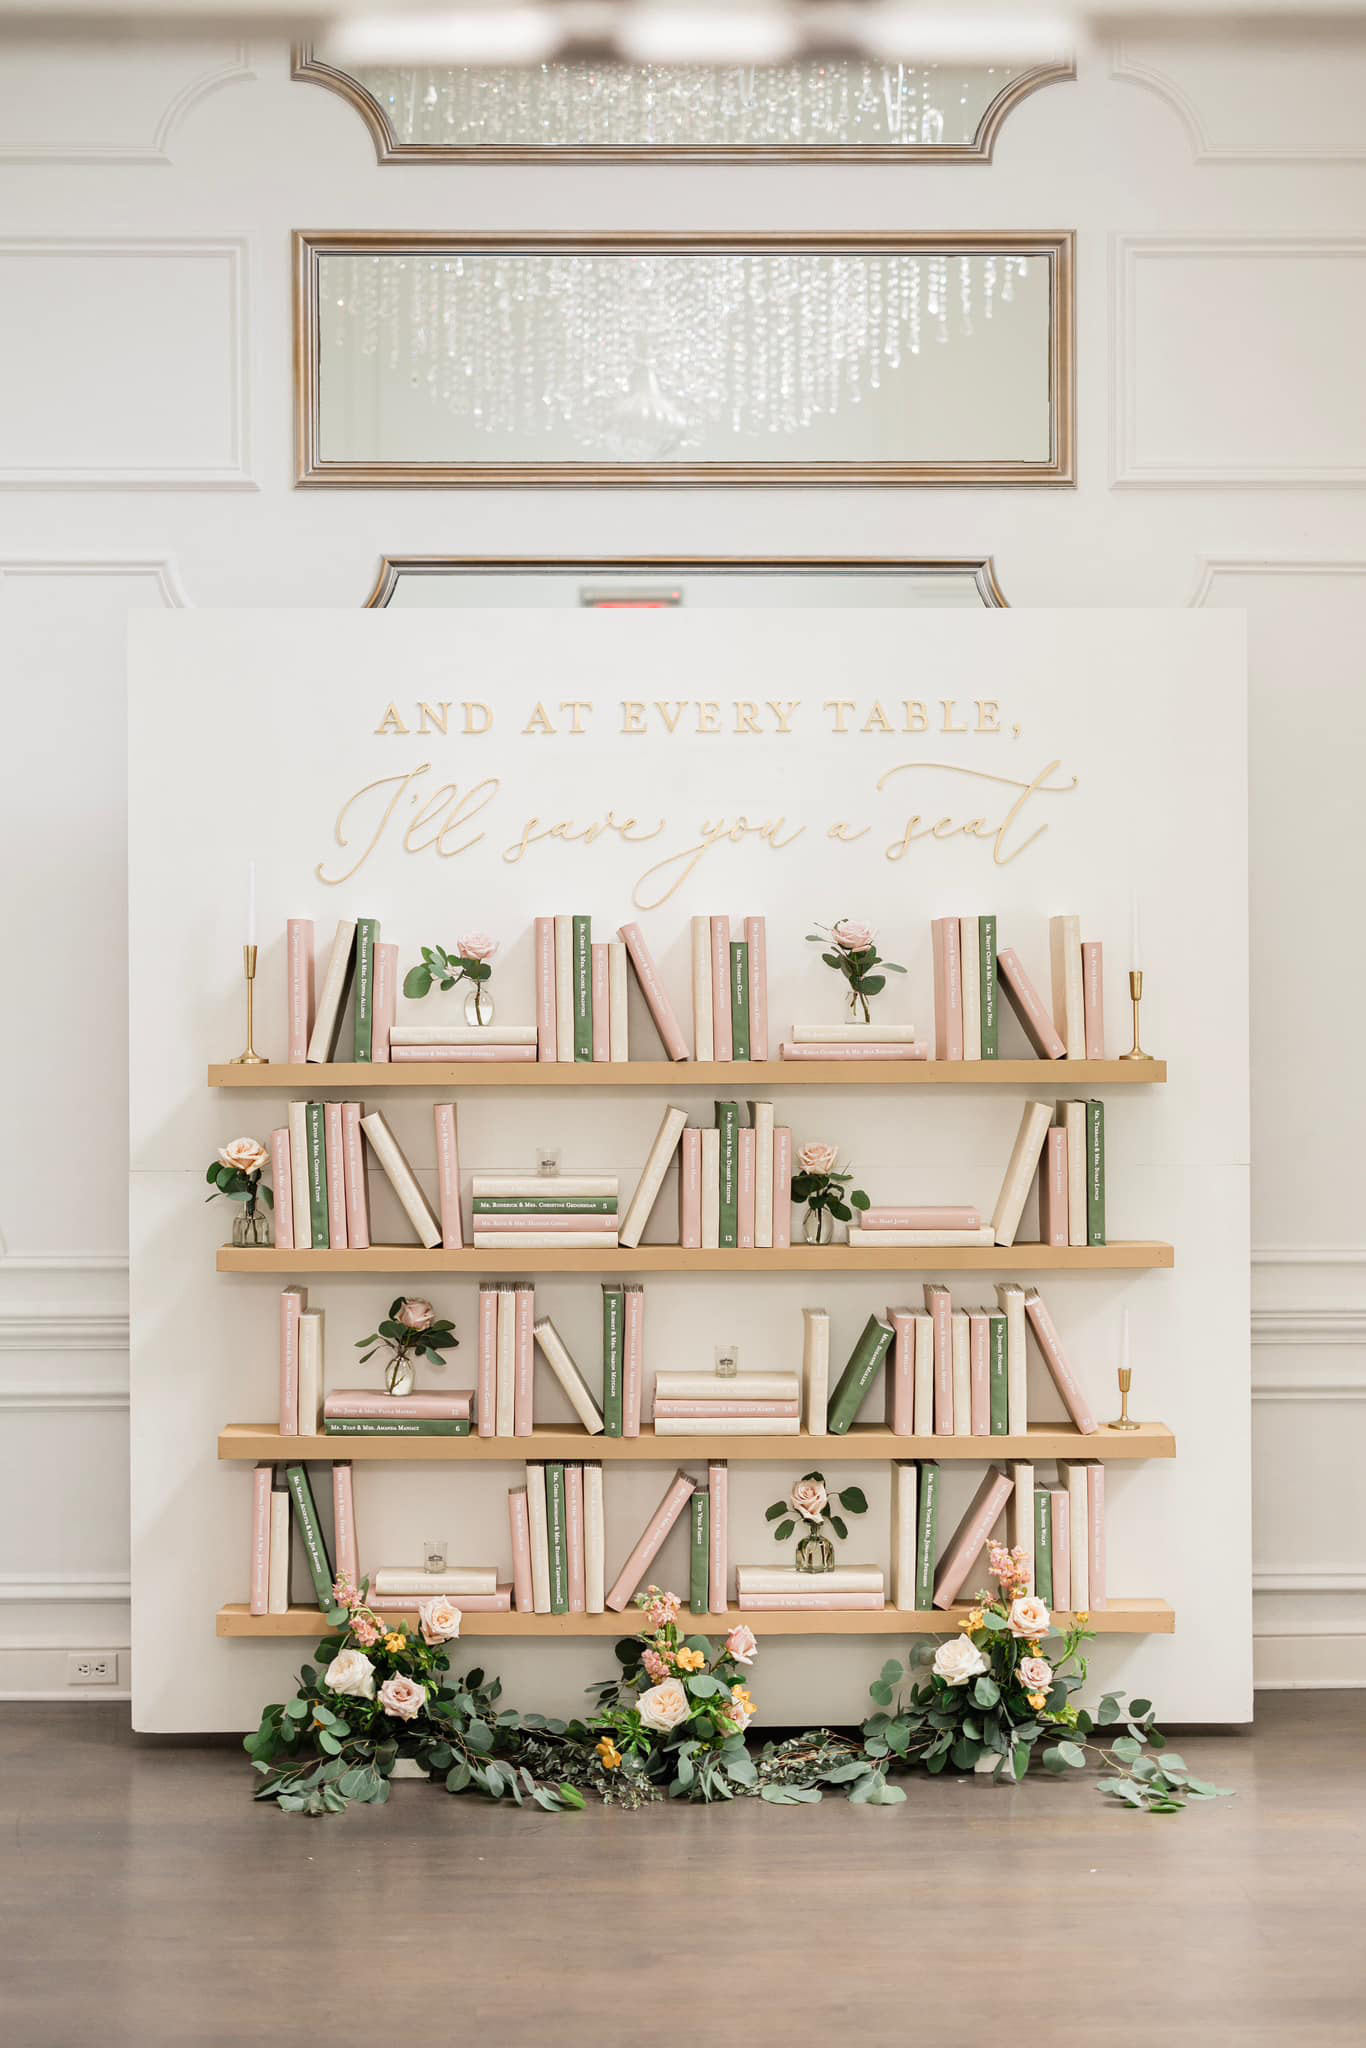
679 1102 793 1249
688 914 770 1061
269 1103 455 1252
249 1460 358 1615
983 1097 1106 1250
652 1371 801 1436
533 916 629 1062
897 1456 1107 1612
288 916 395 1065
932 912 1106 1062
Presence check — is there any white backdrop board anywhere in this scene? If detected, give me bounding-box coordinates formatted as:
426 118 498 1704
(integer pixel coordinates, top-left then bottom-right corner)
128 608 1249 1731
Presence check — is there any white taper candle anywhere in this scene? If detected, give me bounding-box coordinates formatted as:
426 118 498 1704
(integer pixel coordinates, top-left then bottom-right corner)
247 861 256 948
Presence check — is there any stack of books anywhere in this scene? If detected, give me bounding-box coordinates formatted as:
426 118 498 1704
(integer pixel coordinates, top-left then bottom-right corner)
288 916 398 1064
270 1103 456 1252
1037 1099 1107 1248
689 914 769 1061
679 1100 792 1250
369 1564 512 1614
735 1564 886 1612
389 1023 538 1065
651 1371 800 1435
925 1457 1106 1612
779 1023 927 1062
846 1204 991 1249
470 1172 619 1250
476 1282 536 1437
249 1459 358 1615
534 916 629 1063
509 1462 608 1612
324 1389 473 1438
930 912 1105 1062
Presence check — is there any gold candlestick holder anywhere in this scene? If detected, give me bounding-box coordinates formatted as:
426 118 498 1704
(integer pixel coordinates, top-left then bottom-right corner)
1110 1366 1141 1431
1119 968 1153 1061
230 944 268 1066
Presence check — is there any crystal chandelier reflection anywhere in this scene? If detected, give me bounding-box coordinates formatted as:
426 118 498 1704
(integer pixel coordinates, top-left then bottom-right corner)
328 251 1031 456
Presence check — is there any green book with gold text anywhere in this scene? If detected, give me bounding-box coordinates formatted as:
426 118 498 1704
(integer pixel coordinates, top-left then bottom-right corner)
601 1284 624 1436
915 1461 940 1611
827 1313 894 1435
1034 1488 1054 1608
305 1102 329 1249
989 1314 1009 1434
573 915 593 1062
716 1102 740 1247
690 1491 710 1614
352 917 379 1062
323 1417 471 1437
729 941 751 1062
979 915 999 1060
546 1462 568 1613
285 1463 333 1610
1086 1100 1106 1246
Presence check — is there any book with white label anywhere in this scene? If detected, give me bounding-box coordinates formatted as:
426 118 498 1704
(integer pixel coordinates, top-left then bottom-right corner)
359 1110 441 1248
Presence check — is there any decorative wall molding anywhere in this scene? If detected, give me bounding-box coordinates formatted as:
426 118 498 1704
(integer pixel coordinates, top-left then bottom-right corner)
0 1318 129 1356
0 1250 130 1273
1251 1245 1366 1266
0 556 187 607
1111 236 1366 486
0 238 255 490
0 1573 130 1604
1254 1570 1366 1593
0 42 251 165
1191 559 1366 608
1111 36 1366 165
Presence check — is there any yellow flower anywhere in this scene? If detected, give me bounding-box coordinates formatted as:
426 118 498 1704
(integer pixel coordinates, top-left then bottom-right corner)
731 1684 756 1712
675 1646 705 1672
384 1633 406 1655
1028 1690 1047 1711
1074 1611 1089 1627
1028 1640 1042 1656
595 1736 622 1772
960 1608 985 1632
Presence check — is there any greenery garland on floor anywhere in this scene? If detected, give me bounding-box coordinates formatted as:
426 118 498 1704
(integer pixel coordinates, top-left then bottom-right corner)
245 1550 1230 1819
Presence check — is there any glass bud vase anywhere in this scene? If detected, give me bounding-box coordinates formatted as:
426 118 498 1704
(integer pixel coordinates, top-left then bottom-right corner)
796 1533 835 1574
385 1355 416 1398
464 986 494 1027
232 1205 271 1248
803 1206 833 1246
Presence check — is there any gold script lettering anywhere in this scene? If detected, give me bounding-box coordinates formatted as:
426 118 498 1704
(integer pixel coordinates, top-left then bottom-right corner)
878 759 1078 867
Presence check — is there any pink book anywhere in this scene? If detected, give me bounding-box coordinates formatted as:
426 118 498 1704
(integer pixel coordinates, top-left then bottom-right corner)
565 1462 586 1612
606 1469 697 1611
371 941 397 1062
332 1462 359 1587
477 1284 497 1439
1082 940 1105 1060
997 948 1067 1060
622 1285 644 1438
270 1128 294 1250
931 916 964 1061
617 923 689 1062
514 1284 534 1437
737 1128 756 1248
772 1128 792 1247
933 1465 1014 1608
1088 1463 1107 1610
1048 1487 1070 1614
780 1041 929 1061
391 1044 537 1063
1024 1289 1098 1434
861 1206 981 1231
286 919 314 1064
326 1390 473 1419
591 944 610 1062
534 917 556 1061
679 1128 702 1247
969 1311 991 1435
1039 1127 1068 1247
924 1284 953 1434
889 1308 916 1435
709 917 732 1060
341 1102 370 1249
744 915 769 1061
708 1459 728 1613
433 1102 462 1250
653 1398 799 1418
477 1212 620 1235
508 1488 533 1610
738 1591 886 1611
324 1103 348 1249
250 1463 272 1615
374 1588 514 1614
278 1285 306 1435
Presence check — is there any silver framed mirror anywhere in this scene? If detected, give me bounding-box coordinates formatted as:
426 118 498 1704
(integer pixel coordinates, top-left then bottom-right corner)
363 555 1009 608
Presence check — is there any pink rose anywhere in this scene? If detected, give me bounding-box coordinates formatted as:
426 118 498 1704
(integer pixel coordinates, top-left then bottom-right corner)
458 933 498 964
396 1298 434 1331
418 1596 462 1645
637 1678 691 1733
641 1648 669 1682
218 1137 268 1176
832 920 874 954
1008 1595 1052 1639
377 1673 426 1722
790 1477 828 1522
1018 1657 1053 1690
797 1142 839 1177
725 1625 758 1666
350 1614 379 1647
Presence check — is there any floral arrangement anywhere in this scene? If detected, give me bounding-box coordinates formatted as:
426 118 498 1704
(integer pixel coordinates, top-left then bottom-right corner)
244 1576 583 1817
205 1137 272 1245
582 1589 762 1803
403 934 498 1024
765 1471 868 1573
789 1141 869 1243
806 918 906 1023
355 1296 459 1397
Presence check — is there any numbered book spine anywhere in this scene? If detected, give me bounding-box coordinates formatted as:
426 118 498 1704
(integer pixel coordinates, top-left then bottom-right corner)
285 1463 333 1610
1086 1099 1106 1246
931 915 964 1061
969 1310 990 1435
372 941 397 1062
341 1102 370 1249
915 1461 940 1611
305 1103 329 1249
546 1463 568 1614
270 1128 294 1251
690 1491 711 1614
478 1283 497 1438
434 1102 462 1251
535 916 556 1062
565 1462 585 1613
1034 1487 1054 1608
691 915 714 1062
601 1284 624 1437
960 915 981 1061
716 1102 739 1248
250 1462 272 1615
352 916 378 1061
979 914 998 1059
324 1103 347 1250
1082 940 1105 1059
495 1285 516 1437
591 943 610 1062
680 1128 702 1248
892 1461 917 1610
514 1282 535 1438
286 918 314 1064
729 940 751 1061
278 1285 305 1434
737 1127 756 1249
826 1314 894 1435
323 1417 471 1437
332 1462 359 1588
925 1283 953 1434
744 916 769 1062
709 917 732 1060
622 1283 645 1438
572 914 593 1062
988 1314 1009 1434
708 1460 728 1613
772 1128 792 1248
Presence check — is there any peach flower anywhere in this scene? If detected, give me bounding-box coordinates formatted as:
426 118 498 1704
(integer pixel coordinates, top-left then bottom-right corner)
797 1142 839 1177
641 1648 669 1683
1008 1595 1052 1639
725 1625 758 1666
637 1679 691 1733
418 1596 462 1645
324 1648 375 1699
396 1298 434 1331
458 934 498 963
790 1476 828 1522
218 1137 268 1176
377 1673 426 1722
1018 1656 1053 1690
832 920 874 954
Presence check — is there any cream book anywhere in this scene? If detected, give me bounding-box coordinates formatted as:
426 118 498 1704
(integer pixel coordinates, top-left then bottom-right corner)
1009 1461 1035 1594
360 1111 442 1247
653 1416 800 1435
391 1023 538 1047
1049 913 1086 1059
298 1309 323 1435
991 1099 1054 1247
526 1464 552 1613
495 1285 516 1436
950 1311 972 1440
1063 1099 1087 1249
584 1462 606 1613
286 918 314 1064
700 1128 720 1248
553 914 574 1062
960 914 982 1061
472 1173 618 1198
655 1371 799 1400
1060 1460 1090 1610
748 1099 775 1249
473 1231 618 1250
608 941 629 1063
802 1306 830 1434
372 1566 498 1596
287 1101 311 1250
691 915 714 1062
618 1105 689 1248
250 1464 272 1616
789 1022 920 1043
994 1281 1030 1435
847 1225 995 1247
736 1564 884 1593
533 1317 605 1434
892 1462 918 1611
508 1488 533 1611
267 1483 291 1614
306 918 357 1063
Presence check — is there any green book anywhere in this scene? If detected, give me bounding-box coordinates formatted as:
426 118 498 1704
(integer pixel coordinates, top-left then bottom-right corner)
827 1313 894 1435
979 914 999 1060
323 1417 471 1437
1086 1099 1106 1246
1034 1488 1054 1609
690 1491 710 1614
352 916 379 1062
546 1462 569 1613
572 914 593 1062
601 1284 624 1436
988 1314 1009 1434
305 1102 329 1249
285 1463 333 1610
716 1102 739 1248
472 1195 618 1216
729 941 751 1062
915 1461 940 1611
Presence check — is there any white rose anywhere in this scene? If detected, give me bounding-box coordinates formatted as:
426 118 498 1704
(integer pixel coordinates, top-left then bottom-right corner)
832 920 874 954
932 1637 990 1687
218 1137 268 1176
458 933 498 963
636 1678 692 1732
797 1142 839 1177
1008 1595 1052 1640
324 1648 376 1699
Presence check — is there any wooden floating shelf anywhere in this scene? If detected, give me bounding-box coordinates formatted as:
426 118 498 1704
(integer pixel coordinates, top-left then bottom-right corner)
218 1242 1174 1275
210 1059 1165 1091
217 1597 1174 1640
220 1421 1174 1464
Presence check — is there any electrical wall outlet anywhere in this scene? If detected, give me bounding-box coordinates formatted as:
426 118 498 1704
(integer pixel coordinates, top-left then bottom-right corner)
68 1652 118 1686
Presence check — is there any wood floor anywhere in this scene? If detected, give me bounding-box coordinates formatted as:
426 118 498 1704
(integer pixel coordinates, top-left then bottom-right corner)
2 1694 1363 2046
